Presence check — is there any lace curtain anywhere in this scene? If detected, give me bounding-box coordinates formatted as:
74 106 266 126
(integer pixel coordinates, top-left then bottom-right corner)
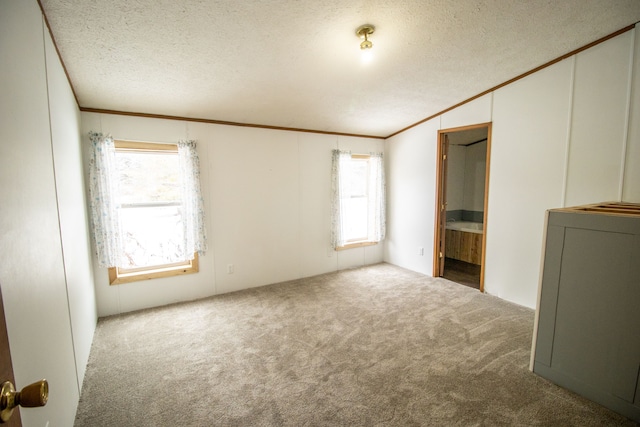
88 132 122 267
178 140 207 259
367 152 386 243
330 150 353 248
330 149 386 249
88 133 207 268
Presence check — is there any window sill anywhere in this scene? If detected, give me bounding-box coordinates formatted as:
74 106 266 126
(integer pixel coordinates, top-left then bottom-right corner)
108 254 199 285
336 241 379 251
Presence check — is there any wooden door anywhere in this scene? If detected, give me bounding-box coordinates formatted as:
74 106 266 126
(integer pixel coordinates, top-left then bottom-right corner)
437 134 449 276
0 284 22 426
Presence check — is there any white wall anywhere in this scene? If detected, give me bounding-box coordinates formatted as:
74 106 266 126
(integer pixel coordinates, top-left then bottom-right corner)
446 140 487 216
446 145 466 212
384 119 440 275
441 94 493 129
44 21 97 391
385 27 640 309
463 140 487 213
82 113 384 316
486 58 573 306
564 31 634 206
0 1 96 425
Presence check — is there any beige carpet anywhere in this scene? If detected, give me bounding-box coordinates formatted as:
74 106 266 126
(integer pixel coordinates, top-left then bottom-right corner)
74 263 637 426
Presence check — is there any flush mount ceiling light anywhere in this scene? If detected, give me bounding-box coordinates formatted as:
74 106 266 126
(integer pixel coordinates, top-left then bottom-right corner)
356 24 375 50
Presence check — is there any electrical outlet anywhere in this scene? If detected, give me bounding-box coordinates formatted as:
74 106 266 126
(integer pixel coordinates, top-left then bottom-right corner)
327 246 334 257
418 247 424 256
227 264 234 274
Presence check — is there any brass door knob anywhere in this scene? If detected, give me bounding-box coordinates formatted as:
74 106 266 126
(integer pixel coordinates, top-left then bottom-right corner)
0 379 48 423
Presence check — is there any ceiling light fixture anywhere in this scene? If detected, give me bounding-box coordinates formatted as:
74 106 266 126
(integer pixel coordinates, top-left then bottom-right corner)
356 24 375 50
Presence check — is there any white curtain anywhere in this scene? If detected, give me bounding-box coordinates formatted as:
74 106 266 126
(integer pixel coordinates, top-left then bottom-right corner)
88 132 123 268
330 150 353 248
178 140 207 259
368 152 386 243
88 133 207 268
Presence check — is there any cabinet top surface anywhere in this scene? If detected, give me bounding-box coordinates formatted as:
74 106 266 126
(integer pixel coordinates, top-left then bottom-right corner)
550 202 640 218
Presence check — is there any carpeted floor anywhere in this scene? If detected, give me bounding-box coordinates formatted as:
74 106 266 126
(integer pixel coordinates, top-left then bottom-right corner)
74 263 637 426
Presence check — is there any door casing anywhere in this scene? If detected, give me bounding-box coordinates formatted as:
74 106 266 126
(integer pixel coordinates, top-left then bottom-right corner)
0 283 22 426
433 122 492 292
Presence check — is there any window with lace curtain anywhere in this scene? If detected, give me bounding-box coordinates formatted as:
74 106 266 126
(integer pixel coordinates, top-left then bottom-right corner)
88 133 207 285
331 150 386 250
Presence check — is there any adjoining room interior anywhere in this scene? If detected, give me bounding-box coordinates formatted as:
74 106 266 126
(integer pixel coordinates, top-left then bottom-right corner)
2 1 640 425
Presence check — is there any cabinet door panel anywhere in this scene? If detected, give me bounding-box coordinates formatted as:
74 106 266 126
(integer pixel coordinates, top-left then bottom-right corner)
553 228 634 394
471 233 482 265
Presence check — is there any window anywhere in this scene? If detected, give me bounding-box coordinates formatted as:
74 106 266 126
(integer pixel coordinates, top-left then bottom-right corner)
331 150 385 250
88 133 206 285
342 155 370 242
108 141 197 284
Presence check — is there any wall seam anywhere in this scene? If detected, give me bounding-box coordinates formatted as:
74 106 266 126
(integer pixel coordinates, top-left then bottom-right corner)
208 127 218 296
619 28 636 201
333 135 340 272
297 132 303 279
561 56 577 208
489 92 494 121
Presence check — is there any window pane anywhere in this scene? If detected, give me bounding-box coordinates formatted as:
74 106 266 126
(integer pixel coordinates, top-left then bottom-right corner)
342 157 369 242
350 159 368 197
119 206 186 268
344 198 368 241
116 151 180 205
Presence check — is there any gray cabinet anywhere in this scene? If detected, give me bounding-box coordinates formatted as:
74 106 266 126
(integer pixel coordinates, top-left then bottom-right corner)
532 203 640 423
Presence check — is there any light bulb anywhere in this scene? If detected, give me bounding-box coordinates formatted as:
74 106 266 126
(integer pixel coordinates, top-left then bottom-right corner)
361 48 374 64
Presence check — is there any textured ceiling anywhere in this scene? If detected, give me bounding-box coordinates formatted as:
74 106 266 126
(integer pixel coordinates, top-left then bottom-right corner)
40 0 640 137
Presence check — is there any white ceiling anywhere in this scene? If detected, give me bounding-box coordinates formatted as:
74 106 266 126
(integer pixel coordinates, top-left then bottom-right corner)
40 1 640 138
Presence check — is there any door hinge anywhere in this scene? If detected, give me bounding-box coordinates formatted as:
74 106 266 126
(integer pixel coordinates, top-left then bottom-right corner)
439 252 443 258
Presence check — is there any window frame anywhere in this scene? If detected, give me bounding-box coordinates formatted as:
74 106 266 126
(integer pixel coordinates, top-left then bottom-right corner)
107 140 199 285
108 254 199 285
336 153 379 251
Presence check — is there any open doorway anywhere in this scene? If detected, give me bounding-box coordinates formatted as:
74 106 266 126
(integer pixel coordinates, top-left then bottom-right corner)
433 123 491 291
